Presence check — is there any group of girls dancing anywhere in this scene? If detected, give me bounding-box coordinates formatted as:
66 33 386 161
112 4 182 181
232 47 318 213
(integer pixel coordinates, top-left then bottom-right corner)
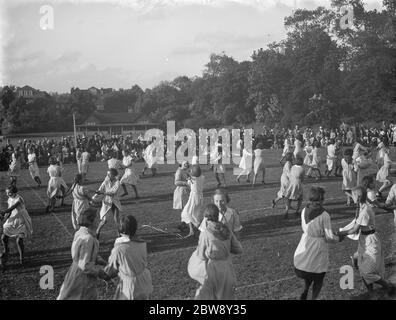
1 135 396 300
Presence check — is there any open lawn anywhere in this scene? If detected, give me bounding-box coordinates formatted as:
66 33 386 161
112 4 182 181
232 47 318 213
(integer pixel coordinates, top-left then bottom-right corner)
0 148 395 300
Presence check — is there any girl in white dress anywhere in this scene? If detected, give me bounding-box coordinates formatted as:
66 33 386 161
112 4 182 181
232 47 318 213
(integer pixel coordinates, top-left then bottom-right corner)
181 165 205 238
104 215 153 300
46 157 67 213
81 148 90 182
280 136 292 163
236 143 252 183
120 150 140 199
141 141 157 177
8 150 21 188
338 187 395 296
93 168 122 240
294 187 341 300
284 156 305 219
355 150 373 187
63 174 94 230
325 139 336 177
188 204 242 300
57 208 108 300
211 142 226 188
272 152 293 208
199 188 243 239
173 161 190 211
107 151 123 171
76 147 82 174
27 148 41 188
293 137 304 160
340 149 356 207
376 145 392 198
252 143 266 187
0 186 33 267
307 140 322 180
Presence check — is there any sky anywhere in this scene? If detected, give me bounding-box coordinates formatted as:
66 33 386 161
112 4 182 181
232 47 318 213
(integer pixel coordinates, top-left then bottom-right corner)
0 0 383 93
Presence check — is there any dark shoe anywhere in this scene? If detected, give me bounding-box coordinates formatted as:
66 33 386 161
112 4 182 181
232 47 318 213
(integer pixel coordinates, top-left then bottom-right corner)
272 199 276 209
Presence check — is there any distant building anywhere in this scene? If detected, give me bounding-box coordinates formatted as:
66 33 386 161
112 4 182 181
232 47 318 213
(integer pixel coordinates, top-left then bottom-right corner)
16 85 47 102
76 112 159 136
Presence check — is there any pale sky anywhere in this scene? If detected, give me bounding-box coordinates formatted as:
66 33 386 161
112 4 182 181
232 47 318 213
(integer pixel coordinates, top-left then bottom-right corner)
0 0 383 93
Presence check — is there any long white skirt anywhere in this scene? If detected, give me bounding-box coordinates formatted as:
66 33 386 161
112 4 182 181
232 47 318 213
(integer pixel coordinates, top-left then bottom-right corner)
81 161 89 175
120 168 139 186
173 186 188 210
47 177 67 199
29 163 40 179
181 192 204 227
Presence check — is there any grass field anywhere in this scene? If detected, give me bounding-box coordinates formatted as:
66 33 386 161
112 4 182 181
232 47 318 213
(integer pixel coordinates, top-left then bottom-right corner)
0 148 396 300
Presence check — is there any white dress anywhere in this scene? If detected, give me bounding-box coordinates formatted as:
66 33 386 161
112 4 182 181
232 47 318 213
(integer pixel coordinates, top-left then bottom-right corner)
238 149 252 175
326 144 335 171
173 168 189 210
341 159 357 190
376 153 391 183
284 165 305 200
71 184 90 230
120 156 139 186
310 147 320 169
355 204 385 284
293 140 304 159
81 152 90 175
386 185 396 224
277 161 291 198
143 144 157 169
28 153 40 179
253 149 265 174
294 209 338 273
94 179 122 220
181 175 205 227
104 236 153 300
3 195 33 238
8 153 20 177
282 139 292 157
76 150 82 174
47 164 67 199
199 207 242 234
303 146 313 166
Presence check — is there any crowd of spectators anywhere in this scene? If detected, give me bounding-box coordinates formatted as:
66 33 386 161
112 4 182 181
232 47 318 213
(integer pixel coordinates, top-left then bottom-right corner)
1 122 396 171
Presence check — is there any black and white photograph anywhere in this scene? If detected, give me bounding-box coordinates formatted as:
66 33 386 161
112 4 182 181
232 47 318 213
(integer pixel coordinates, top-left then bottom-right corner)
0 0 396 307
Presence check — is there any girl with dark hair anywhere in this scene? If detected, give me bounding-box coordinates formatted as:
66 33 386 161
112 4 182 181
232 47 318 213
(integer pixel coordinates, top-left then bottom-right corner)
93 168 122 240
338 187 395 296
375 145 393 199
120 149 140 199
252 143 266 187
283 156 305 219
181 165 205 238
199 188 242 239
308 140 322 180
63 174 94 230
341 149 357 206
173 161 190 214
0 185 33 267
103 215 153 300
188 204 242 300
57 208 108 300
27 148 41 188
236 141 252 184
8 149 21 188
294 187 341 300
46 156 67 213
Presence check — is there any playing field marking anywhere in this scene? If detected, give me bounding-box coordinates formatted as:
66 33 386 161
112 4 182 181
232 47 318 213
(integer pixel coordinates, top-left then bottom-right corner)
19 176 73 238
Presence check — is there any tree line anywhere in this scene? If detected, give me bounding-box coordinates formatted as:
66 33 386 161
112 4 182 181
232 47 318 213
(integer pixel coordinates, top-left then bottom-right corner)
1 0 395 134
